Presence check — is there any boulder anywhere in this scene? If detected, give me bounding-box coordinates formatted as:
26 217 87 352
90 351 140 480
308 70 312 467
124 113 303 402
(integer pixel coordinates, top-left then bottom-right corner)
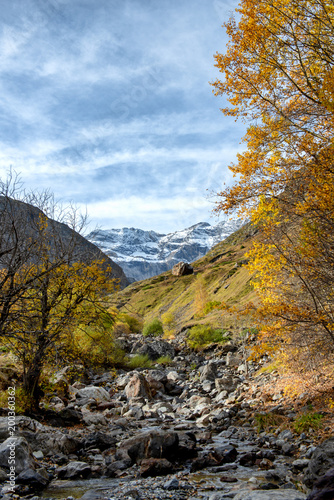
16 468 49 490
200 361 218 382
306 466 334 500
140 458 174 477
215 375 240 393
76 386 111 403
125 372 152 400
137 340 175 361
57 460 91 479
83 431 117 451
172 262 194 276
303 436 334 488
115 430 179 465
0 437 36 474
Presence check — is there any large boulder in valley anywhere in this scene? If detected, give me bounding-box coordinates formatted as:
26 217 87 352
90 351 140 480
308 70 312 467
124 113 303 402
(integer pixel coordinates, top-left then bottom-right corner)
76 386 111 403
115 430 179 465
303 436 334 488
172 262 193 276
125 372 152 400
137 340 175 361
0 437 36 474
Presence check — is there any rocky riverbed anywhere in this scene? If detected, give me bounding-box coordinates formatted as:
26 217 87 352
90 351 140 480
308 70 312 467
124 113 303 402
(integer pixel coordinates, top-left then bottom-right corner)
0 334 333 500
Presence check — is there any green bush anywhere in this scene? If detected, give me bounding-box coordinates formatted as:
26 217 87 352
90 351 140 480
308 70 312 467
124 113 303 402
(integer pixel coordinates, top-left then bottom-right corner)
143 318 164 337
155 355 173 366
293 412 323 434
203 300 221 315
187 325 229 350
126 354 153 369
119 313 143 333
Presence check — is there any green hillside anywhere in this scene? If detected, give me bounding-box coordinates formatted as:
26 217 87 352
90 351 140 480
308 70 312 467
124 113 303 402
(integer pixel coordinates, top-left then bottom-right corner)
111 222 259 333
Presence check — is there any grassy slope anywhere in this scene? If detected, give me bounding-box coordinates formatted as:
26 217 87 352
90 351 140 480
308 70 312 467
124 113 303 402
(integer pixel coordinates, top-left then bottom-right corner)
111 222 259 332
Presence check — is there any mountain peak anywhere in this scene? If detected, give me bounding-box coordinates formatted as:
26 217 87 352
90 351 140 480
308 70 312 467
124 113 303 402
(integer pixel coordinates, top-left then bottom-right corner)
87 219 244 282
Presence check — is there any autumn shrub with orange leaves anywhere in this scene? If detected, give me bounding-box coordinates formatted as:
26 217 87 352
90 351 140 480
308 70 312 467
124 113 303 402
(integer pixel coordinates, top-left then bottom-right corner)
212 0 334 372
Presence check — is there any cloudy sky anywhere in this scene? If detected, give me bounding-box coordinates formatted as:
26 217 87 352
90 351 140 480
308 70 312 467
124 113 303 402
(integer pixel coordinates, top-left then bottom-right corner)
0 0 245 233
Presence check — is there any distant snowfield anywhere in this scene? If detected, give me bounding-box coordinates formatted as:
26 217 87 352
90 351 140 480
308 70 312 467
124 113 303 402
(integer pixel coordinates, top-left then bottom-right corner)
87 219 245 281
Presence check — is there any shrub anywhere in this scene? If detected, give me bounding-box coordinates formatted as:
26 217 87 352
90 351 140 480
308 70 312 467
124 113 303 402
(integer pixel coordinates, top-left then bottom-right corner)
203 301 221 315
186 325 229 350
161 312 176 337
293 412 323 434
142 318 164 337
126 354 153 369
253 412 284 432
122 314 143 333
155 355 173 366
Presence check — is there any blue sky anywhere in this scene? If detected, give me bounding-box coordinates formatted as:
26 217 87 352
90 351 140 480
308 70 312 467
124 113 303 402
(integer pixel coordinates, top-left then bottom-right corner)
0 0 244 233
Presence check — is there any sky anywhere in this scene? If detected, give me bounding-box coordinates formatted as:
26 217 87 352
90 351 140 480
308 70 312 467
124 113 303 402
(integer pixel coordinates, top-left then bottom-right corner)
0 0 245 234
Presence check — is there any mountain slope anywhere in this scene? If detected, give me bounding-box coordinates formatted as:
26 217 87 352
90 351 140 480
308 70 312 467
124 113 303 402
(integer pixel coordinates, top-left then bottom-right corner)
0 196 129 289
88 219 245 281
111 221 259 331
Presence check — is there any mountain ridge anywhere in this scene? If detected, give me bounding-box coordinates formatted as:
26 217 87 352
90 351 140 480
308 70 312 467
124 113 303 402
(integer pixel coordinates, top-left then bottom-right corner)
87 219 245 281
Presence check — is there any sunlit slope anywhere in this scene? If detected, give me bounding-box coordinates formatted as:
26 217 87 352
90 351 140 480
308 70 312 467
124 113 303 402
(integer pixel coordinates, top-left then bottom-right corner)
111 222 258 331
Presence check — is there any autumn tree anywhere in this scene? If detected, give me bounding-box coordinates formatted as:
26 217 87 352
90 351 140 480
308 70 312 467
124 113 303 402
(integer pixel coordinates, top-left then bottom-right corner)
212 0 334 369
0 174 116 409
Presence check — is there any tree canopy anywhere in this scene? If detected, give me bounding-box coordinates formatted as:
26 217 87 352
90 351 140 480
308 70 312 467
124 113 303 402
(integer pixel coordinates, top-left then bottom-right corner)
212 0 334 370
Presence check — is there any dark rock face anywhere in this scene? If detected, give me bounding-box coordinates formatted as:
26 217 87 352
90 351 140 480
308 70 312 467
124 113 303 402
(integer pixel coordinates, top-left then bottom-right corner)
0 437 36 474
172 262 194 276
304 437 334 488
306 467 334 500
16 468 49 490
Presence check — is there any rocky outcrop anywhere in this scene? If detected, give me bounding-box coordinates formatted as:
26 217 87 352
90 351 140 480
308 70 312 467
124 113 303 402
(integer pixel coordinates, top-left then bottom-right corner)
172 261 194 276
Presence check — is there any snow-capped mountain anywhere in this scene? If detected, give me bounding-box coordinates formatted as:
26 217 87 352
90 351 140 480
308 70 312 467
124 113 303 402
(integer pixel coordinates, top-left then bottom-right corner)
87 219 244 282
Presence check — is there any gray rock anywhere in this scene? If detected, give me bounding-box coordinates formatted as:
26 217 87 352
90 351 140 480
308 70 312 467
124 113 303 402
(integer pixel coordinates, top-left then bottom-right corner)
137 340 175 361
0 437 36 474
200 362 218 382
16 468 49 489
115 430 179 465
76 385 111 402
125 372 152 400
306 466 334 500
57 460 91 479
303 436 334 487
163 477 179 490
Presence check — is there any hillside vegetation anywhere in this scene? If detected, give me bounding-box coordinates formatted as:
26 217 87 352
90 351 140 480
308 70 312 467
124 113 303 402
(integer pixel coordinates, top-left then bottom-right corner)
111 222 258 333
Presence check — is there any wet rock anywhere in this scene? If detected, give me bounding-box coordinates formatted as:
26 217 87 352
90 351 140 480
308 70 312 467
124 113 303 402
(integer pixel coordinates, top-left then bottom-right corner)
163 477 180 490
125 372 152 400
0 437 36 473
303 436 334 487
140 457 174 477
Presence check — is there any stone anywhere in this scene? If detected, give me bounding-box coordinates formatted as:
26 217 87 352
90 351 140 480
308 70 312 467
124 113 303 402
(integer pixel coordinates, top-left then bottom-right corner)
57 460 91 479
124 372 152 400
16 468 49 490
115 430 179 465
140 457 174 477
172 261 194 276
0 437 36 474
83 431 117 451
200 362 218 382
137 340 175 361
215 375 240 393
76 386 111 402
306 466 334 500
303 437 334 487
